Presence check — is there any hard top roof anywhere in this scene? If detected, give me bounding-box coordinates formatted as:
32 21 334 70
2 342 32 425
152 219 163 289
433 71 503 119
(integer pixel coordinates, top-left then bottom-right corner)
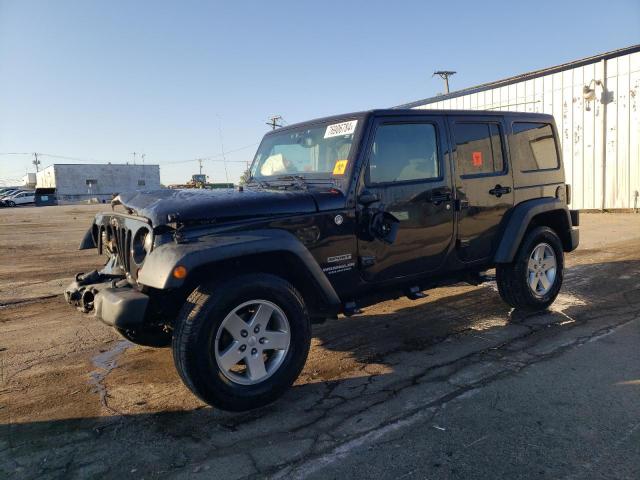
267 109 554 134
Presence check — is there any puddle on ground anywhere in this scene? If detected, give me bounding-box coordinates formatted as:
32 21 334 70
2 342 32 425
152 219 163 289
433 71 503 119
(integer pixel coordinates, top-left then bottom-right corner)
88 339 132 409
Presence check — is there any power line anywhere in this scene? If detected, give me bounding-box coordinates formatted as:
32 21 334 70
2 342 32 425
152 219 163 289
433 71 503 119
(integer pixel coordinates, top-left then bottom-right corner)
161 142 259 165
0 142 259 167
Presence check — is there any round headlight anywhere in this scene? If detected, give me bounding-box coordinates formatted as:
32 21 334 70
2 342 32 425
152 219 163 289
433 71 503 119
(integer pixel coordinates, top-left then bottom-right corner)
132 228 150 265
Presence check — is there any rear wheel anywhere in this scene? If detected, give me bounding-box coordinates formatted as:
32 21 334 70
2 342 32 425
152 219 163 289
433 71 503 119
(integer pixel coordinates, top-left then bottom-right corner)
497 226 564 312
172 273 311 411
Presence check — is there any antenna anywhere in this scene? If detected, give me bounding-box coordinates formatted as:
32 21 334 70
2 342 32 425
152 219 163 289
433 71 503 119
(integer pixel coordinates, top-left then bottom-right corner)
433 71 457 94
131 152 137 165
217 116 230 183
266 115 283 130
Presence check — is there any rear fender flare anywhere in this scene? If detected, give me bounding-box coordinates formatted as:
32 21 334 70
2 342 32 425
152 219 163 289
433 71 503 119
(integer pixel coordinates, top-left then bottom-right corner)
494 198 572 263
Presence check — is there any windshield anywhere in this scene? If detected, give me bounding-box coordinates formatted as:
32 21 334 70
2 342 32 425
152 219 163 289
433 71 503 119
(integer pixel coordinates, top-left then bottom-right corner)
251 119 358 180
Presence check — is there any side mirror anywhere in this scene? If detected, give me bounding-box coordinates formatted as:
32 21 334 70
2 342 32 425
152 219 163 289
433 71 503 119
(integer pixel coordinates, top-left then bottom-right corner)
358 190 379 206
370 210 400 245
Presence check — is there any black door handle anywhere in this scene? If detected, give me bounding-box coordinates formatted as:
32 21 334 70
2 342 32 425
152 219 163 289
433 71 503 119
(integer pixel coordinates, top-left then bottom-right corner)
489 185 512 198
428 191 451 205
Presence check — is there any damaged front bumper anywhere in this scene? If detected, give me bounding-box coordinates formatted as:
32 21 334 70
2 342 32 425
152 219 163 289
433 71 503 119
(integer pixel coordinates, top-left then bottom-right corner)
64 270 149 330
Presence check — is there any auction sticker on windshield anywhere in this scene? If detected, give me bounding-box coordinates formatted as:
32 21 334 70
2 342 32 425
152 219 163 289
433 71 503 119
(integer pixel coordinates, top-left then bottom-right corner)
333 160 348 175
324 120 357 138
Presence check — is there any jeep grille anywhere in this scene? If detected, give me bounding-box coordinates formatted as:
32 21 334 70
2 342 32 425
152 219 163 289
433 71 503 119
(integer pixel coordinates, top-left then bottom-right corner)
97 214 152 278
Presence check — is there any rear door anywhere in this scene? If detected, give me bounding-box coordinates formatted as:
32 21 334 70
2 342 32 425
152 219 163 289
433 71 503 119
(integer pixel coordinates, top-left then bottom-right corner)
448 116 513 263
357 115 454 282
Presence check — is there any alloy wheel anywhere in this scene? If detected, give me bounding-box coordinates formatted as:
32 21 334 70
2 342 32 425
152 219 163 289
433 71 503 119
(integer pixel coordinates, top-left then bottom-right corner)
527 242 557 297
214 300 291 385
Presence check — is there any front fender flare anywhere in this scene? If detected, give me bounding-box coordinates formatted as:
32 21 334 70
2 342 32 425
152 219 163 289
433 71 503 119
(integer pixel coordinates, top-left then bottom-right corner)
137 229 341 309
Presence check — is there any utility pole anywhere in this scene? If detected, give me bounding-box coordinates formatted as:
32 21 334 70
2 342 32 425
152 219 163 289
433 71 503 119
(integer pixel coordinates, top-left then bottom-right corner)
433 71 457 94
141 153 146 165
266 115 283 130
32 152 41 172
131 152 137 165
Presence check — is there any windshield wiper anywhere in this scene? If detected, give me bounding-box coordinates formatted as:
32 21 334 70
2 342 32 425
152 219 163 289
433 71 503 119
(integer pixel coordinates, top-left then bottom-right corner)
247 177 271 188
274 175 308 190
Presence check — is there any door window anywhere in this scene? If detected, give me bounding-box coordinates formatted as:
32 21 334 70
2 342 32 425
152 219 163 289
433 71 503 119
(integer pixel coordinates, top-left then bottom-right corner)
453 123 505 177
368 123 439 184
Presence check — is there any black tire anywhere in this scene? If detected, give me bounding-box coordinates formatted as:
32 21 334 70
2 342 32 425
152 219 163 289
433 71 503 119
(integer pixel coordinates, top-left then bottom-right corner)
116 326 172 348
7 201 15 207
496 226 564 312
172 273 311 411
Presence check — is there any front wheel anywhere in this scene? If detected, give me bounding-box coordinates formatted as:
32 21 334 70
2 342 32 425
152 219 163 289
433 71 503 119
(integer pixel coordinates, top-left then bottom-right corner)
172 273 311 411
497 226 564 312
6 201 15 207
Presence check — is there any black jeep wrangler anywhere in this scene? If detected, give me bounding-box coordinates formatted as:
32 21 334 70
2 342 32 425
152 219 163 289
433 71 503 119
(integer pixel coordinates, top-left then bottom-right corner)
65 109 579 411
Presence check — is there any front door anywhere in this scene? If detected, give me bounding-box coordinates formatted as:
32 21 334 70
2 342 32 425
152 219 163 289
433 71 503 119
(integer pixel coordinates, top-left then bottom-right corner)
357 116 454 282
448 116 513 263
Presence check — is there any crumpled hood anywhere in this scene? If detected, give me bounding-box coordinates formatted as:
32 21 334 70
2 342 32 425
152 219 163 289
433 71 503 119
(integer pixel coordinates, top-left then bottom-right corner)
114 188 319 227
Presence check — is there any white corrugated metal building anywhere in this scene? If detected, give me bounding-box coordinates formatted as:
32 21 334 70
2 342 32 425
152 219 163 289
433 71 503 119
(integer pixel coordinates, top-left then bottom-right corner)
399 45 640 210
36 163 161 203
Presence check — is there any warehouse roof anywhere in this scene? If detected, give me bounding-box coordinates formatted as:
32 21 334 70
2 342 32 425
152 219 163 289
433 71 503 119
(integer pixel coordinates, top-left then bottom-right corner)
41 163 160 167
39 163 160 170
396 44 640 109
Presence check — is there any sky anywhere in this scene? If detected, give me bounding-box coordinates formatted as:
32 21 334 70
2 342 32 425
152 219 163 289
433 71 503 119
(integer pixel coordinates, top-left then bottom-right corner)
0 0 638 186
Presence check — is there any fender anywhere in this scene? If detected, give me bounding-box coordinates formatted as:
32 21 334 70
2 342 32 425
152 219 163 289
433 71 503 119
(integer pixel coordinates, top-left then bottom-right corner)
78 226 97 250
137 228 341 309
494 197 573 263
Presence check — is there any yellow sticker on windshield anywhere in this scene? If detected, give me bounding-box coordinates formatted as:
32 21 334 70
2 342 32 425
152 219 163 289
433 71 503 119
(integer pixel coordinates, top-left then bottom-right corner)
333 160 348 175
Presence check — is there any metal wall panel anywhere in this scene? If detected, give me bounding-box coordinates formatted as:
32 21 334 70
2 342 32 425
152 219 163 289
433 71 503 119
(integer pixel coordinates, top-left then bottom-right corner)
36 164 161 199
414 50 640 209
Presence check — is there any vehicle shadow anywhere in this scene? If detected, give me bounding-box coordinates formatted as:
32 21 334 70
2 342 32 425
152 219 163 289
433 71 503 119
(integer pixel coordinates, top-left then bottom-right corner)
2 258 639 476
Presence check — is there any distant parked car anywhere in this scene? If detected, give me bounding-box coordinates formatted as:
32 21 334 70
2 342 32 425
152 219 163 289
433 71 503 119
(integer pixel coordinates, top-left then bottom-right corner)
3 191 35 207
0 190 23 206
0 189 24 199
34 187 58 206
0 188 18 196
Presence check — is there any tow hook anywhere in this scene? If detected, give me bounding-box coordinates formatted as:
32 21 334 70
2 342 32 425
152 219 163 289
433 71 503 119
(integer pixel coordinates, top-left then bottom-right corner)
64 270 115 313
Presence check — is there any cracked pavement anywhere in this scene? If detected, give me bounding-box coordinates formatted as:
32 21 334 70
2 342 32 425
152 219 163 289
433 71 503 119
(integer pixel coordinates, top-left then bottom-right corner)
1 206 639 479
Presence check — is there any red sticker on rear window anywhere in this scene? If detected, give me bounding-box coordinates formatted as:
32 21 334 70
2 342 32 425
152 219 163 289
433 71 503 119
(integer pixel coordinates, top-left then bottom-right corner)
472 151 483 167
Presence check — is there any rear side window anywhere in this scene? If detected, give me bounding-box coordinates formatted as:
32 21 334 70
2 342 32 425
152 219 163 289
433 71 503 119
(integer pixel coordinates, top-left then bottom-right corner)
512 123 559 171
453 123 504 176
368 123 439 184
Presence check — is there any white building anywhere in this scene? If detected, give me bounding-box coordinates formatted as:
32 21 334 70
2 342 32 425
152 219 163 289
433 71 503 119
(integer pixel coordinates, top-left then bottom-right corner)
36 163 161 203
22 172 36 188
400 45 640 210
